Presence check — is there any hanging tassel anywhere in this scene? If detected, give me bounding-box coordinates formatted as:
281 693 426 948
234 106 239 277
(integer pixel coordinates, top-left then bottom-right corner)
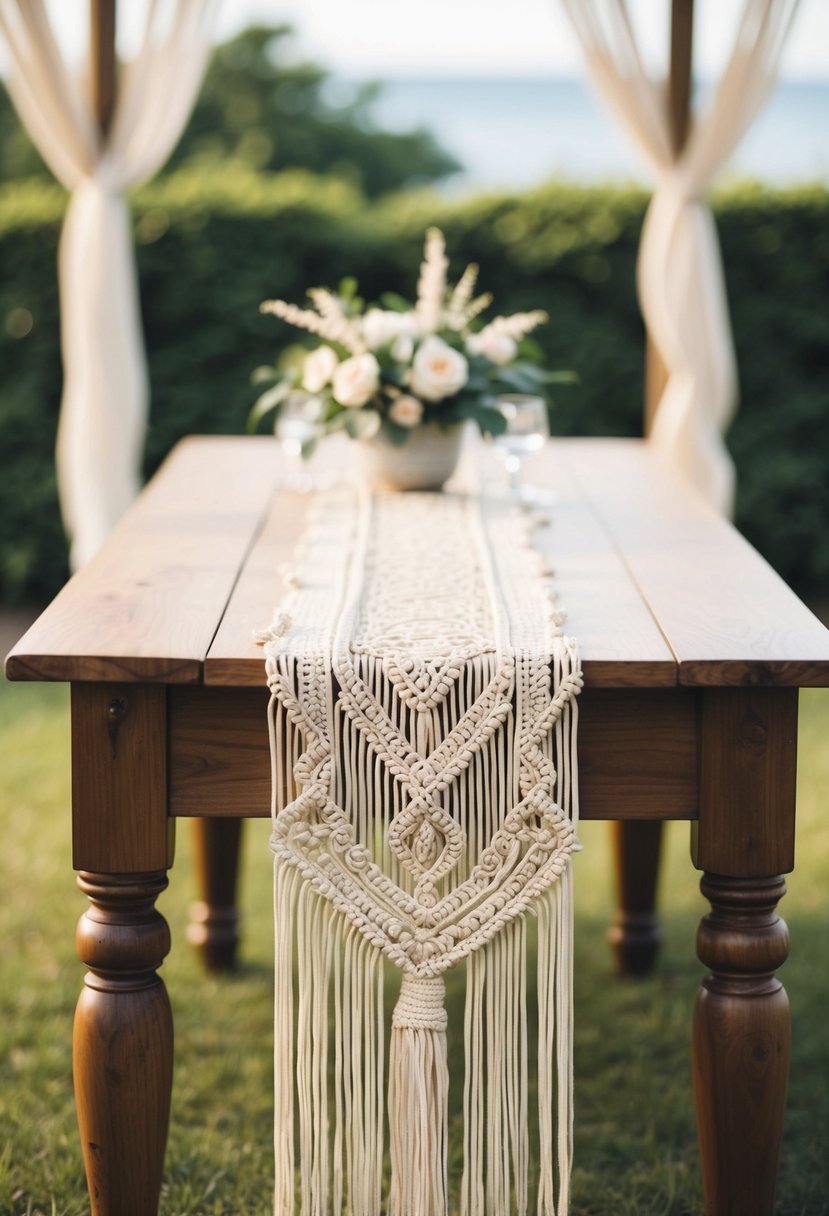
388 972 449 1216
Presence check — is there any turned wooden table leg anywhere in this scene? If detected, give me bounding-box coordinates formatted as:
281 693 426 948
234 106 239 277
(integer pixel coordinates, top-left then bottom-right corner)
692 687 798 1216
608 820 664 975
693 873 790 1215
71 683 174 1216
188 818 243 972
75 871 173 1215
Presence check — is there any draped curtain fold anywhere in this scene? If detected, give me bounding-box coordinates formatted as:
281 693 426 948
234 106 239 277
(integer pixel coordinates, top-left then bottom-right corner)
0 0 217 567
561 0 799 514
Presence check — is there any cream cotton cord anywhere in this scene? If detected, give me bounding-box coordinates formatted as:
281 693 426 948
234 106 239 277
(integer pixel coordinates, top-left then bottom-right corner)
261 484 582 1215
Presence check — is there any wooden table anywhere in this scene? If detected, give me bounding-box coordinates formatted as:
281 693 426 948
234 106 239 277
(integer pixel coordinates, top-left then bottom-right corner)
7 435 829 1216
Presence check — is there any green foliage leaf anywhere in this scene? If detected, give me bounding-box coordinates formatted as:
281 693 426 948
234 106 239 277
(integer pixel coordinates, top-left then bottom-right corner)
338 276 359 302
251 364 278 385
344 409 375 440
518 336 544 362
468 403 509 437
491 364 550 395
379 292 411 313
327 407 381 440
246 377 295 432
380 360 409 388
382 419 411 446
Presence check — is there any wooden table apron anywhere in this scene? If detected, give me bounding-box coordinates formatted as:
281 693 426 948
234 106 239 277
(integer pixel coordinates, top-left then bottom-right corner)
7 435 829 1216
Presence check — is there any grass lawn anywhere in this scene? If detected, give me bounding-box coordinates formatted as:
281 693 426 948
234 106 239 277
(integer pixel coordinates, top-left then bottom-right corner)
1 675 827 1215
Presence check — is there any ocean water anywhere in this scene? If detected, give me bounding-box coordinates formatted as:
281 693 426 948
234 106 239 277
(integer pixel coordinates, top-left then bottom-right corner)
360 76 829 193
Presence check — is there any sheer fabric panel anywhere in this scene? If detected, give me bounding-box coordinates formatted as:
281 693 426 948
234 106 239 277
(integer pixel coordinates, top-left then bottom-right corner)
0 0 217 565
561 0 799 513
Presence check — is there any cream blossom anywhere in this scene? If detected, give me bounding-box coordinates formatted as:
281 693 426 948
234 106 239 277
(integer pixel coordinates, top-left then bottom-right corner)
467 330 518 366
415 227 448 335
257 228 557 451
362 308 418 349
303 345 338 392
332 352 380 407
388 394 424 428
410 336 468 403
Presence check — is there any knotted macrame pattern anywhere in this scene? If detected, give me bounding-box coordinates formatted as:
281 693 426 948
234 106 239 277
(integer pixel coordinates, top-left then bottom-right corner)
262 485 582 1215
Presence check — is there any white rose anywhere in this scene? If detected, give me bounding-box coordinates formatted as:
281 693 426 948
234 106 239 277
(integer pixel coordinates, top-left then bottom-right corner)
409 336 468 402
332 352 380 408
362 309 418 349
303 345 338 392
467 331 518 366
388 395 424 428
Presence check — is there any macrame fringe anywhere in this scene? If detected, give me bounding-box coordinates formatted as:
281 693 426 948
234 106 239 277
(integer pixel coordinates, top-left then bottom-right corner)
460 881 573 1216
274 856 574 1215
266 488 581 1215
389 974 449 1216
275 862 386 1216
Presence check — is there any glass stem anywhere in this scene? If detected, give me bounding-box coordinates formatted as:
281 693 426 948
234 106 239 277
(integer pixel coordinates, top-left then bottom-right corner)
505 454 522 498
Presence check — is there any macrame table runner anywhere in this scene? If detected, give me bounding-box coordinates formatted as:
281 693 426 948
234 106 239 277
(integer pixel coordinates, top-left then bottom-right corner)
260 483 582 1216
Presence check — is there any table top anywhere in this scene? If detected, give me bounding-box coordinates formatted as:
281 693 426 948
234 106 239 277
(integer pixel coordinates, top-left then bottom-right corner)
6 435 829 689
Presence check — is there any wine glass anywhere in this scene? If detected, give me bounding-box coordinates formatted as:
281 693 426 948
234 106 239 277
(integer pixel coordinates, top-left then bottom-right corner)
276 394 322 490
492 394 549 502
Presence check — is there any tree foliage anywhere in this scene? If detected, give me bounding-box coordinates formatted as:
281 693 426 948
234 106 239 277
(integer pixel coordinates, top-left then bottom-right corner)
0 24 459 197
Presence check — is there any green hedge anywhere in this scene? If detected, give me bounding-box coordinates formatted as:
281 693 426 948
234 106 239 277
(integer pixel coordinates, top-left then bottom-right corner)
1 169 827 604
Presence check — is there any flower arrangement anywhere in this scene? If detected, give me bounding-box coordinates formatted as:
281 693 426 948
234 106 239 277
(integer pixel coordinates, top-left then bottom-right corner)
251 228 569 454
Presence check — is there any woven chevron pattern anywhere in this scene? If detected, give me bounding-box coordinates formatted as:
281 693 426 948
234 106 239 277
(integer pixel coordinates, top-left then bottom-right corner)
261 483 581 1215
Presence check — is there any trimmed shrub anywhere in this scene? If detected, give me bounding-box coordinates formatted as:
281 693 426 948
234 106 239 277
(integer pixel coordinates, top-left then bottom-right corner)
0 170 826 603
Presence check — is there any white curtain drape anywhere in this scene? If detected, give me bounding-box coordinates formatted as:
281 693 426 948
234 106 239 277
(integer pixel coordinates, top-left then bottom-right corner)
0 0 217 566
561 0 799 513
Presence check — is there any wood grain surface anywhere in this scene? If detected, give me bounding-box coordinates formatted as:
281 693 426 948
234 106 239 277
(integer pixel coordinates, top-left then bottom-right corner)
71 682 172 873
203 440 680 688
188 819 244 972
561 439 829 687
609 820 665 975
693 873 791 1215
5 437 280 684
532 447 677 686
8 436 829 690
74 870 173 1216
693 686 798 877
204 490 311 685
168 684 698 821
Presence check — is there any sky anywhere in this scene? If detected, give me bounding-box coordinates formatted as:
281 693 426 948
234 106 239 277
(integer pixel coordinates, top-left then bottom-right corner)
211 0 829 79
4 0 828 81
